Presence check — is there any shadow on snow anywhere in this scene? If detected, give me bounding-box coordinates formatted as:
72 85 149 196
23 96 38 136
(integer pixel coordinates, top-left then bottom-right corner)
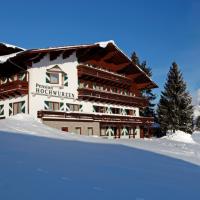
0 131 200 200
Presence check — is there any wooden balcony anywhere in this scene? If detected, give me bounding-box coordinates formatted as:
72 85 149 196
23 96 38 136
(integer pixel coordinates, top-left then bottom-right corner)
37 110 154 125
78 64 132 87
78 88 148 107
0 80 28 99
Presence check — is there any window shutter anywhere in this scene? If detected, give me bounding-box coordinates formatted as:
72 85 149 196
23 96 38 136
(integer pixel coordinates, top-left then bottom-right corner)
21 101 26 113
46 72 50 83
106 127 114 136
2 78 7 84
44 101 49 110
19 73 26 81
121 127 128 136
79 105 83 112
63 73 68 86
66 104 70 111
9 103 13 116
106 107 112 114
121 108 127 115
92 106 96 112
60 102 64 111
0 105 4 116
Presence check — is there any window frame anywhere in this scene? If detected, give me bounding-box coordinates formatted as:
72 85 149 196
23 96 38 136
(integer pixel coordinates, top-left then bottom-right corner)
49 72 60 84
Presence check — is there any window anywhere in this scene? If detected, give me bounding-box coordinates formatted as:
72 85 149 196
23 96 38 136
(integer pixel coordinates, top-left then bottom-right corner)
93 105 106 113
49 102 60 111
111 107 120 114
66 104 82 112
49 73 59 84
13 101 25 115
1 77 7 84
75 127 81 135
62 127 68 132
88 127 93 135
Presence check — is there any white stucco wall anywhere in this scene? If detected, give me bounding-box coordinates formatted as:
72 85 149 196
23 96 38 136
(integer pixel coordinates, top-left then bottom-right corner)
27 52 140 119
0 95 28 118
28 52 79 118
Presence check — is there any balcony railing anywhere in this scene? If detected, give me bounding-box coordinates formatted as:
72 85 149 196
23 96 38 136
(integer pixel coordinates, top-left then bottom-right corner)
78 64 132 87
0 80 28 99
37 110 154 125
78 88 148 107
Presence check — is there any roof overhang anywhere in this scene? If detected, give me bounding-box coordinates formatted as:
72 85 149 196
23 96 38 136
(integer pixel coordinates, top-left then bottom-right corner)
0 41 158 89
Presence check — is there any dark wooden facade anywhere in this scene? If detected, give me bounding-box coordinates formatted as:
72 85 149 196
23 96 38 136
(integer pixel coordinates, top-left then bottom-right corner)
0 80 28 99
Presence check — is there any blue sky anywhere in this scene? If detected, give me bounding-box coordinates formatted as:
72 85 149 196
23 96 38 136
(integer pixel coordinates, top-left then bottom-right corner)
0 0 200 101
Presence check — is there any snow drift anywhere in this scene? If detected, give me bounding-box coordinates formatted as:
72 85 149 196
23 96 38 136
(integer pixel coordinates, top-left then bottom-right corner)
163 130 195 144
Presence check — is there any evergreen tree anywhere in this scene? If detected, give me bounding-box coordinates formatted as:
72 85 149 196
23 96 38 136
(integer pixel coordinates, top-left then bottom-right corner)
139 61 156 117
157 62 193 133
196 116 200 130
130 52 156 117
131 52 140 66
140 61 152 77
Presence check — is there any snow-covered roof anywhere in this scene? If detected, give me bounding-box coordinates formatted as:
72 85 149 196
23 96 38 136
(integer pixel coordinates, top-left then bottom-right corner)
0 52 21 64
27 40 155 82
1 42 25 51
27 40 114 52
95 40 115 48
0 42 25 63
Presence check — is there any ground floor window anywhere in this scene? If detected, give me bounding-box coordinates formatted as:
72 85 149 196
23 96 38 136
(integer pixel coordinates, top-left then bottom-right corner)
12 101 25 115
62 127 68 132
75 127 81 135
87 127 93 135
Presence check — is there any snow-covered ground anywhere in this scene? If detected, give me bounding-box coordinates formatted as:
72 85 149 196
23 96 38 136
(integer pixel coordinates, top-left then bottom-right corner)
0 114 200 199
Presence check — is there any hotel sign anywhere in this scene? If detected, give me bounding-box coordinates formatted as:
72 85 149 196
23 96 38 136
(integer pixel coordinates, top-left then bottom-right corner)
33 83 75 99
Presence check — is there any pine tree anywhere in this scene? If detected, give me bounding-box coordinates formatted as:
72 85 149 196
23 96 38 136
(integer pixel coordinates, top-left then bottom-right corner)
130 51 156 117
157 62 193 133
131 52 140 66
139 61 156 117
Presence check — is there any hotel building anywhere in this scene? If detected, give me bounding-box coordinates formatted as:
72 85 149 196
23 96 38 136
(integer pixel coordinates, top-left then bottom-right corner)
0 41 157 138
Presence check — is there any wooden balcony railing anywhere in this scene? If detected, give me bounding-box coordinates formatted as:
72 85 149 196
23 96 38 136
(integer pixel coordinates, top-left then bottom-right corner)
78 88 148 107
0 80 28 99
37 110 154 125
78 64 132 87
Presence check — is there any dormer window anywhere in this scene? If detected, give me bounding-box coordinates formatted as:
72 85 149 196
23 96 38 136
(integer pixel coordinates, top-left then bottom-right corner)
46 65 68 86
49 73 59 84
